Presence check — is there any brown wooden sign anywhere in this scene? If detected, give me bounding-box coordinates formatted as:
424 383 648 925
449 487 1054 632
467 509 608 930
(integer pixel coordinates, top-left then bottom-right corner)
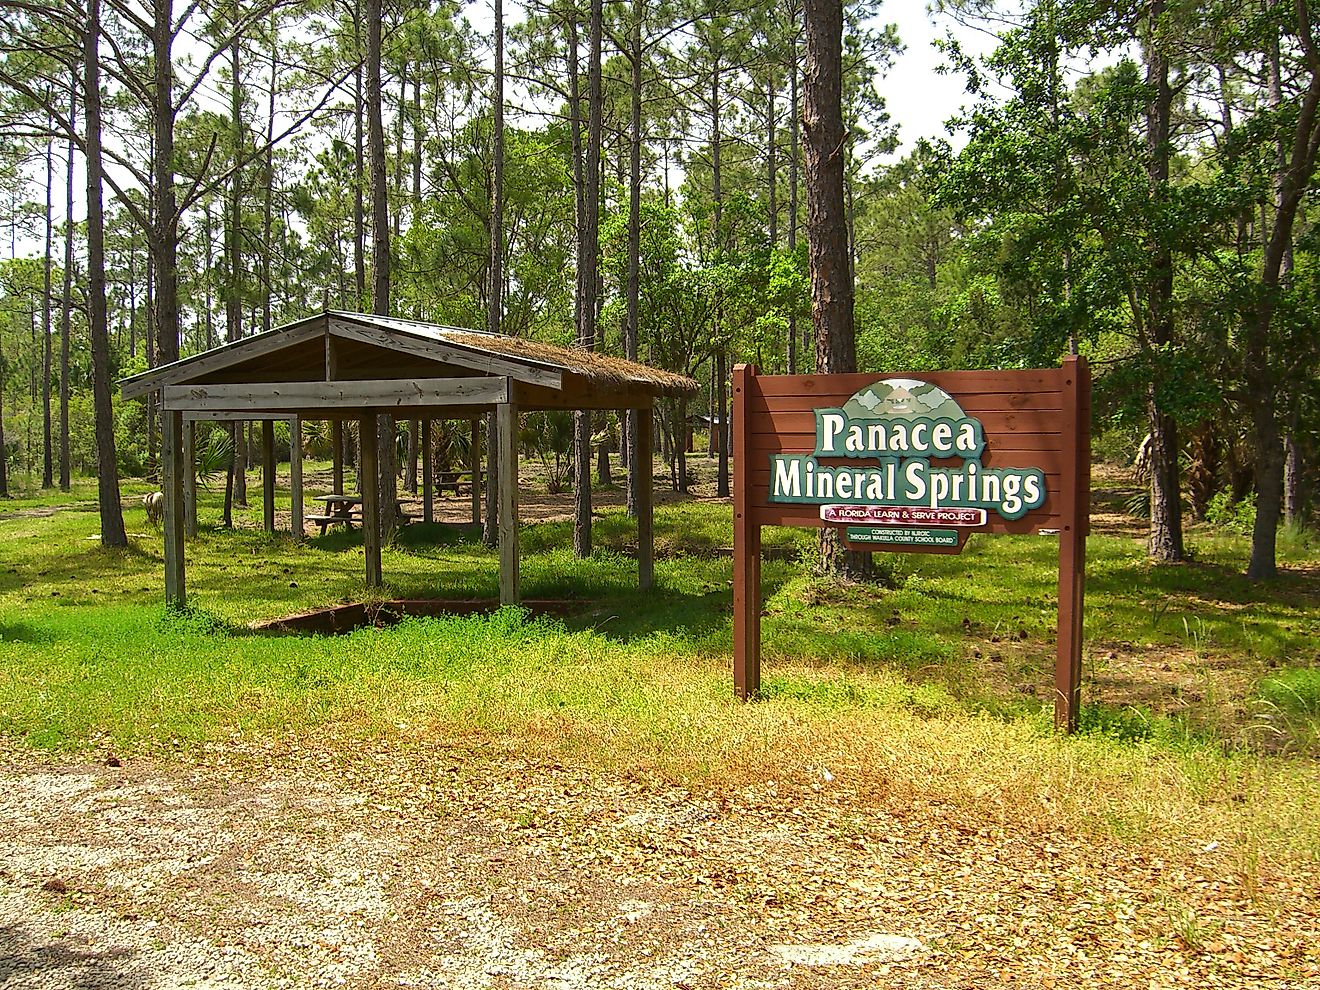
732 358 1091 732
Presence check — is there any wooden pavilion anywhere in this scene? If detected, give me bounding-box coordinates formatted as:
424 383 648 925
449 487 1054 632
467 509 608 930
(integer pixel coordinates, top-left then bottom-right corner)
120 311 699 608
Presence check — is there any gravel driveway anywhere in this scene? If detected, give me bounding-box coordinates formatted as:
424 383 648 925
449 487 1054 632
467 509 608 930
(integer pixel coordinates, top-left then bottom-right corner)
2 739 1315 989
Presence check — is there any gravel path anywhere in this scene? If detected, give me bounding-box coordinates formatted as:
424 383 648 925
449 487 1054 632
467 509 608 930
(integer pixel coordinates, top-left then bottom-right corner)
1 740 1316 989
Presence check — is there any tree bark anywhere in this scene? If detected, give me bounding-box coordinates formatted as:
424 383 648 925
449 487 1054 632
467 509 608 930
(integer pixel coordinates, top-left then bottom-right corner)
573 0 603 556
227 35 247 507
87 0 127 547
153 0 180 370
625 0 642 517
1143 0 1184 562
367 0 396 543
59 80 74 492
805 0 867 580
484 0 508 549
353 7 366 310
1244 0 1320 578
42 129 54 488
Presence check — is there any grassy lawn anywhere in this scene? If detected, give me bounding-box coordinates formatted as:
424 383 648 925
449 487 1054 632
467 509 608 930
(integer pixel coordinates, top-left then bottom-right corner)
2 461 1319 875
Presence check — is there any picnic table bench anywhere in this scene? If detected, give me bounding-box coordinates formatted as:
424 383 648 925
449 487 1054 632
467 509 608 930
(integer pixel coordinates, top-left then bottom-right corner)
434 468 484 496
308 494 415 535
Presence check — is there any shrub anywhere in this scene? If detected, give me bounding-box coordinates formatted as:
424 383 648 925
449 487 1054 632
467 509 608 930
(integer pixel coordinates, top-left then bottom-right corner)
1205 490 1255 536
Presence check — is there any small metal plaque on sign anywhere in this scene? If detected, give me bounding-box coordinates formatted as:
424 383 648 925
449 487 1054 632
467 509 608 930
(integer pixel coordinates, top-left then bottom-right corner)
845 526 960 547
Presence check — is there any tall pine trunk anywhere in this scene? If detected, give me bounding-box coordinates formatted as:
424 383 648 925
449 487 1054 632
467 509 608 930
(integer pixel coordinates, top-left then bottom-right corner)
59 81 74 491
227 36 247 507
367 0 396 542
152 0 179 370
1143 0 1184 562
42 130 54 488
484 0 507 548
568 9 587 539
712 57 729 499
804 0 866 580
87 0 127 546
625 0 642 517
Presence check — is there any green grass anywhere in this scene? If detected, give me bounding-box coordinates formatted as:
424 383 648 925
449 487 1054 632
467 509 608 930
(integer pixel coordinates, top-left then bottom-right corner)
2 464 1319 867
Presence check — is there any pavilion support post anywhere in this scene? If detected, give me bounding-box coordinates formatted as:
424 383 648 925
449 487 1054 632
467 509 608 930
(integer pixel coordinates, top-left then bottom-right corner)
421 418 433 524
290 417 304 540
470 417 482 528
332 419 344 493
359 413 383 588
262 419 276 534
637 404 654 590
162 409 186 609
183 418 197 538
497 402 519 605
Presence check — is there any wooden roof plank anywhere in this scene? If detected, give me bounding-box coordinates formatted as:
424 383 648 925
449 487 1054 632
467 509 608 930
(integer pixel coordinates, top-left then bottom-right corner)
161 376 509 412
120 314 327 399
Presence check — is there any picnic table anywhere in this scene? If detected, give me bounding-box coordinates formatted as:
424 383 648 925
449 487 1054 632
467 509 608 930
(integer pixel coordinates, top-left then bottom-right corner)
307 494 416 535
435 468 484 496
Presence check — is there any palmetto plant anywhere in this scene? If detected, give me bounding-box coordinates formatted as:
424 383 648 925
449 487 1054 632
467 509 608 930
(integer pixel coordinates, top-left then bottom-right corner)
194 429 234 490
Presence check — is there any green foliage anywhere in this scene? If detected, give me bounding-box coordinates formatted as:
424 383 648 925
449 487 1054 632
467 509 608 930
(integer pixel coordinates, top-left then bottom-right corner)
1205 490 1256 536
1257 669 1320 718
194 428 234 489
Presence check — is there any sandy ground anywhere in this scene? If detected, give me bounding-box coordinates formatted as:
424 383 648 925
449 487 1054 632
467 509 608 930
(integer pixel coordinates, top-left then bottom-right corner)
2 739 1316 990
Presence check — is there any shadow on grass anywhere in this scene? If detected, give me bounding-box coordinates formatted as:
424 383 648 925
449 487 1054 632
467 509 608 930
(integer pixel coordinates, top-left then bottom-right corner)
0 620 55 644
1088 555 1320 609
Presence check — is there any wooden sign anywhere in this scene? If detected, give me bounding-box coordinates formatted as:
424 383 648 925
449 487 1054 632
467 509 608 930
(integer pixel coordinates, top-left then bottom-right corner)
732 358 1090 732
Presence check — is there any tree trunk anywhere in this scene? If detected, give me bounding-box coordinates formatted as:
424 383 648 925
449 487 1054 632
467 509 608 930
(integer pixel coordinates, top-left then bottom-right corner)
712 56 730 499
1143 0 1184 562
367 0 396 543
1283 430 1302 526
353 7 366 310
153 0 179 370
1244 0 1320 577
1146 404 1183 560
262 17 277 338
573 0 603 556
625 2 642 517
789 49 803 374
227 35 247 507
42 131 54 488
59 80 74 491
483 0 508 550
86 0 127 547
805 0 867 581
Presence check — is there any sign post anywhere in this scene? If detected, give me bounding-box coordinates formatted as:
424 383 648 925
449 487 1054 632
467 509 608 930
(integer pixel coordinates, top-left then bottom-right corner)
732 359 1090 732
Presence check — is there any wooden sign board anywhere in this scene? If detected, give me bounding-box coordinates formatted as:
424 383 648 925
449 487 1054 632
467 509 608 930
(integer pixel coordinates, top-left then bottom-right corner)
732 357 1090 732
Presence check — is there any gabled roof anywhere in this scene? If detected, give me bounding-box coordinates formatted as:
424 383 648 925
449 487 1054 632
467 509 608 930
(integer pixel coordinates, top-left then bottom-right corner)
120 311 698 401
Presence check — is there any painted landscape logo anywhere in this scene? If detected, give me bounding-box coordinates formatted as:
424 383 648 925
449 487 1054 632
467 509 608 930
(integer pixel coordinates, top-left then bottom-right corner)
768 378 1047 521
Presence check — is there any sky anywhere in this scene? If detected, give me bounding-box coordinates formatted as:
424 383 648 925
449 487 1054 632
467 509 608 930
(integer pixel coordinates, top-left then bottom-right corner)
9 2 1001 254
877 4 994 158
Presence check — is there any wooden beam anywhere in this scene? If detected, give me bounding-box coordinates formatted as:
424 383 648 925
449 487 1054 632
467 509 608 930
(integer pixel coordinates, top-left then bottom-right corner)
329 317 563 389
262 419 276 534
1055 357 1089 733
512 378 658 411
120 315 326 399
162 409 186 609
290 416 304 540
732 365 761 700
183 418 197 538
497 402 519 605
638 404 654 591
162 376 509 412
421 418 433 524
359 413 383 588
182 410 297 424
470 417 482 527
332 419 344 493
